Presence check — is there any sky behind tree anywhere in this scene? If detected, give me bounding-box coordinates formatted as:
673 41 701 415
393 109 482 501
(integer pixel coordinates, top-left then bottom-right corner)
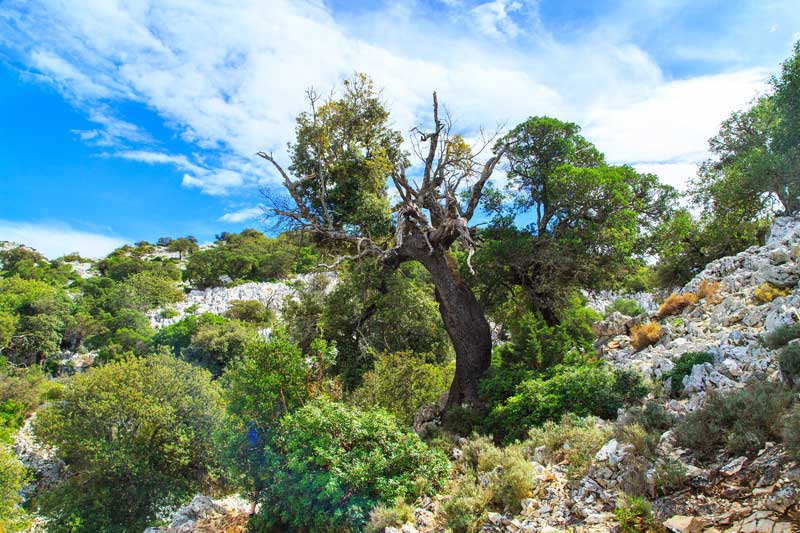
1 0 798 257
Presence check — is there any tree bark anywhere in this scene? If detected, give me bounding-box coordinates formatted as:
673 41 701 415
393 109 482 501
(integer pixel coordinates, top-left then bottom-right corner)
415 249 492 410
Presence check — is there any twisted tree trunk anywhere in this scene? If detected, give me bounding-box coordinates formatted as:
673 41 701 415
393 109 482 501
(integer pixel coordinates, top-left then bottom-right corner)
419 250 492 409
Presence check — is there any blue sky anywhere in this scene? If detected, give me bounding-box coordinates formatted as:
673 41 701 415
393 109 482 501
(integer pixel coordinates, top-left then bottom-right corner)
0 0 798 257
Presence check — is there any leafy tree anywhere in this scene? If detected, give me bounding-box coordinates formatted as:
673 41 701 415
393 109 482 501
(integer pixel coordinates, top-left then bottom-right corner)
259 74 510 412
694 41 800 220
167 237 199 259
477 117 675 321
151 313 227 356
34 353 227 532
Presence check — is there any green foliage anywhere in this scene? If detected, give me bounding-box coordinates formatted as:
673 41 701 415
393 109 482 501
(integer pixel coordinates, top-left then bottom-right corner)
778 342 800 387
457 435 537 513
0 276 72 365
151 313 225 356
764 323 800 349
107 270 184 312
253 398 449 532
366 498 414 533
34 353 226 532
0 442 30 532
623 400 675 434
224 299 274 325
524 415 613 478
665 351 714 395
183 318 256 375
223 331 308 428
220 331 309 500
783 405 800 459
485 365 647 443
351 351 453 424
438 474 492 533
615 494 662 533
474 117 675 318
97 247 181 282
185 229 314 288
695 41 800 218
166 237 199 259
675 381 796 460
606 298 644 317
288 74 405 238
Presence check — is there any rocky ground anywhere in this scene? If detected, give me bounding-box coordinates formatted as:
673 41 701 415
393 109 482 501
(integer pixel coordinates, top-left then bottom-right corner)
147 271 336 329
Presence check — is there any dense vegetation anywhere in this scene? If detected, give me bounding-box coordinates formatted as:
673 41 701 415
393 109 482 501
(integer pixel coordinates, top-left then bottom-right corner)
0 41 798 533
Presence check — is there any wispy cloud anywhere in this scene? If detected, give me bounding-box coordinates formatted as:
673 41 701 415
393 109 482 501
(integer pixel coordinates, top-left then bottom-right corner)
219 206 264 223
0 220 126 259
0 0 794 197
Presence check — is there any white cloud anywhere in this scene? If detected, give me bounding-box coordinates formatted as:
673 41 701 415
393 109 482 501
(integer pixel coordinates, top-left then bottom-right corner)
219 206 264 223
0 221 126 259
470 0 523 40
0 0 789 196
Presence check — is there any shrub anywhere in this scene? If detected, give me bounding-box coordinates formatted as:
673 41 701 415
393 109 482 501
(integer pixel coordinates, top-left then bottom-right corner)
159 308 179 319
665 351 714 395
34 353 227 532
438 474 491 533
764 323 800 349
624 400 675 434
184 318 256 375
458 435 537 512
754 283 791 304
253 398 449 532
366 498 414 532
656 292 698 319
619 423 659 458
783 405 800 458
524 415 613 478
351 351 453 424
630 322 662 351
697 279 721 302
615 494 662 533
653 458 686 496
224 299 274 325
778 342 800 386
674 381 796 459
485 366 647 442
606 298 644 318
0 442 29 532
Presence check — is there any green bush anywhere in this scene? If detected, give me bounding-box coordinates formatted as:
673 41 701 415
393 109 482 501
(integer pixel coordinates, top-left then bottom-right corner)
783 405 800 458
615 494 662 533
624 400 675 433
438 474 491 533
675 381 796 459
778 342 800 386
606 298 644 317
351 351 453 424
366 498 414 533
183 318 256 375
485 365 647 442
764 323 800 349
224 299 274 325
457 435 537 512
253 398 449 532
34 353 227 532
524 415 613 478
0 442 29 532
665 351 714 395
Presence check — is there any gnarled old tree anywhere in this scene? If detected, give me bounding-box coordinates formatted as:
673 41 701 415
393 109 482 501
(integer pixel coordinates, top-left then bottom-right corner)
257 74 505 411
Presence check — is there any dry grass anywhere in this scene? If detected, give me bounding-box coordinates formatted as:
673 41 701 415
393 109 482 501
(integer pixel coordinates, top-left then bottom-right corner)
696 280 721 303
630 322 662 351
754 282 791 304
656 292 698 319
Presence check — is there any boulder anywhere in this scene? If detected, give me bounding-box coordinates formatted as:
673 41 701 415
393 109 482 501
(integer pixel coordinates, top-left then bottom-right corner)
758 264 800 289
592 312 630 338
